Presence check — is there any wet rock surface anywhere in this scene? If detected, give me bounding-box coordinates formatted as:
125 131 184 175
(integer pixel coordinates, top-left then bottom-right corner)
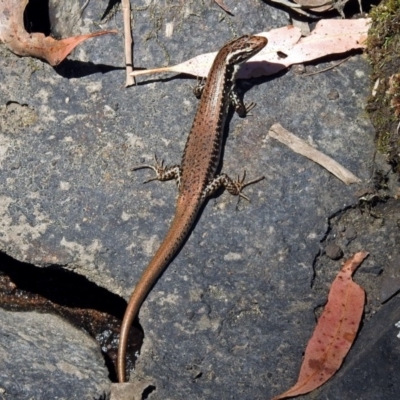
0 1 399 399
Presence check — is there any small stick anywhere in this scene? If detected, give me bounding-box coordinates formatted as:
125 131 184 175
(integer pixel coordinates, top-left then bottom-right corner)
122 0 135 87
268 123 361 185
302 57 350 77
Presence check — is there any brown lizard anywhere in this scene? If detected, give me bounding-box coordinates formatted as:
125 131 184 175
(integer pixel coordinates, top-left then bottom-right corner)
118 34 268 382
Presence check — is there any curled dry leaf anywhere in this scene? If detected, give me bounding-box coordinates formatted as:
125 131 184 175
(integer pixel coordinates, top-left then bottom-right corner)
0 0 117 66
292 0 335 13
130 18 370 80
272 251 369 400
267 0 317 18
270 0 355 17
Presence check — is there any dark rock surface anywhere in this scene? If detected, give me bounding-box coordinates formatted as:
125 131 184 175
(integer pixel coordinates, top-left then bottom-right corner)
315 296 400 400
0 1 398 399
0 309 109 399
299 198 400 400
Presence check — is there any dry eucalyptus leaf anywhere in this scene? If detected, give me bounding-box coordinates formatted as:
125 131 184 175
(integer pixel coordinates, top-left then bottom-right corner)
241 18 370 78
130 18 370 80
272 251 368 399
0 0 117 66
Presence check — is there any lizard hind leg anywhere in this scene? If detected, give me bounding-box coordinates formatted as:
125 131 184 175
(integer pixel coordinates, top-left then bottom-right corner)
133 154 181 186
226 171 265 201
203 170 264 202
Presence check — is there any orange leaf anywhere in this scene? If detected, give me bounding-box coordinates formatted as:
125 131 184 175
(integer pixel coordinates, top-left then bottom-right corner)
0 0 117 66
272 251 369 400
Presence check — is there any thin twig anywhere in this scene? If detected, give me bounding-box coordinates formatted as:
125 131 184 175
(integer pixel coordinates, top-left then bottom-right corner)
268 123 361 185
302 57 350 77
122 0 135 87
80 0 90 16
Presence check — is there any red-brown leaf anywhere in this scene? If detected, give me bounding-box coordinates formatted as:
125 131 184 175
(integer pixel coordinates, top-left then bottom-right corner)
0 0 116 66
272 251 368 399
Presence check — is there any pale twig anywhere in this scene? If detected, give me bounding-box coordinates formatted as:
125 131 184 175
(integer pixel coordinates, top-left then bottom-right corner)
302 56 350 77
213 0 234 15
122 0 135 87
80 0 90 16
268 123 361 185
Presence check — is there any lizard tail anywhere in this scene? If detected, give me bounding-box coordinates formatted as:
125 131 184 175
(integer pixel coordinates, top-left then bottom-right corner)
117 199 199 382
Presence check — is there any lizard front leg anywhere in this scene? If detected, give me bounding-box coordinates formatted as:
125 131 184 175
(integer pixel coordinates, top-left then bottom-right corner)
133 155 182 188
229 86 256 117
194 80 255 117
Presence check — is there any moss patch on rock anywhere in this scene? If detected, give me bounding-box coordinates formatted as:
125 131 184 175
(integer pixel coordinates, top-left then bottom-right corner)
367 0 400 172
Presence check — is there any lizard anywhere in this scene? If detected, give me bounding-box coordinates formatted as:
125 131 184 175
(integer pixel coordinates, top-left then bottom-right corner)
118 34 268 382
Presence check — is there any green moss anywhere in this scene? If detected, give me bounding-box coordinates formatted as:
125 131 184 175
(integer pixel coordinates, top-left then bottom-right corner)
367 0 400 172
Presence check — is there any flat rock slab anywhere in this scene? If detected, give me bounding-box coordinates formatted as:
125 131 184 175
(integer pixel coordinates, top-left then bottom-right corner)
0 309 109 399
316 296 400 400
0 1 397 399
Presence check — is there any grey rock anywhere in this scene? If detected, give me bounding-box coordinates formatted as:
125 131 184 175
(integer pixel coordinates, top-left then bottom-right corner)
0 309 110 400
307 199 400 400
345 224 357 241
315 296 400 400
360 265 383 275
0 0 395 399
381 253 400 303
327 89 340 100
325 242 344 260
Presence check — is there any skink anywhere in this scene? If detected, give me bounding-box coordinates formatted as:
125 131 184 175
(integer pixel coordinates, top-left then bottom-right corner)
118 34 268 382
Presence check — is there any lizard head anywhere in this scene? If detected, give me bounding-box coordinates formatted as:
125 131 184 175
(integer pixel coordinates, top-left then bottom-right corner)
224 34 268 66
